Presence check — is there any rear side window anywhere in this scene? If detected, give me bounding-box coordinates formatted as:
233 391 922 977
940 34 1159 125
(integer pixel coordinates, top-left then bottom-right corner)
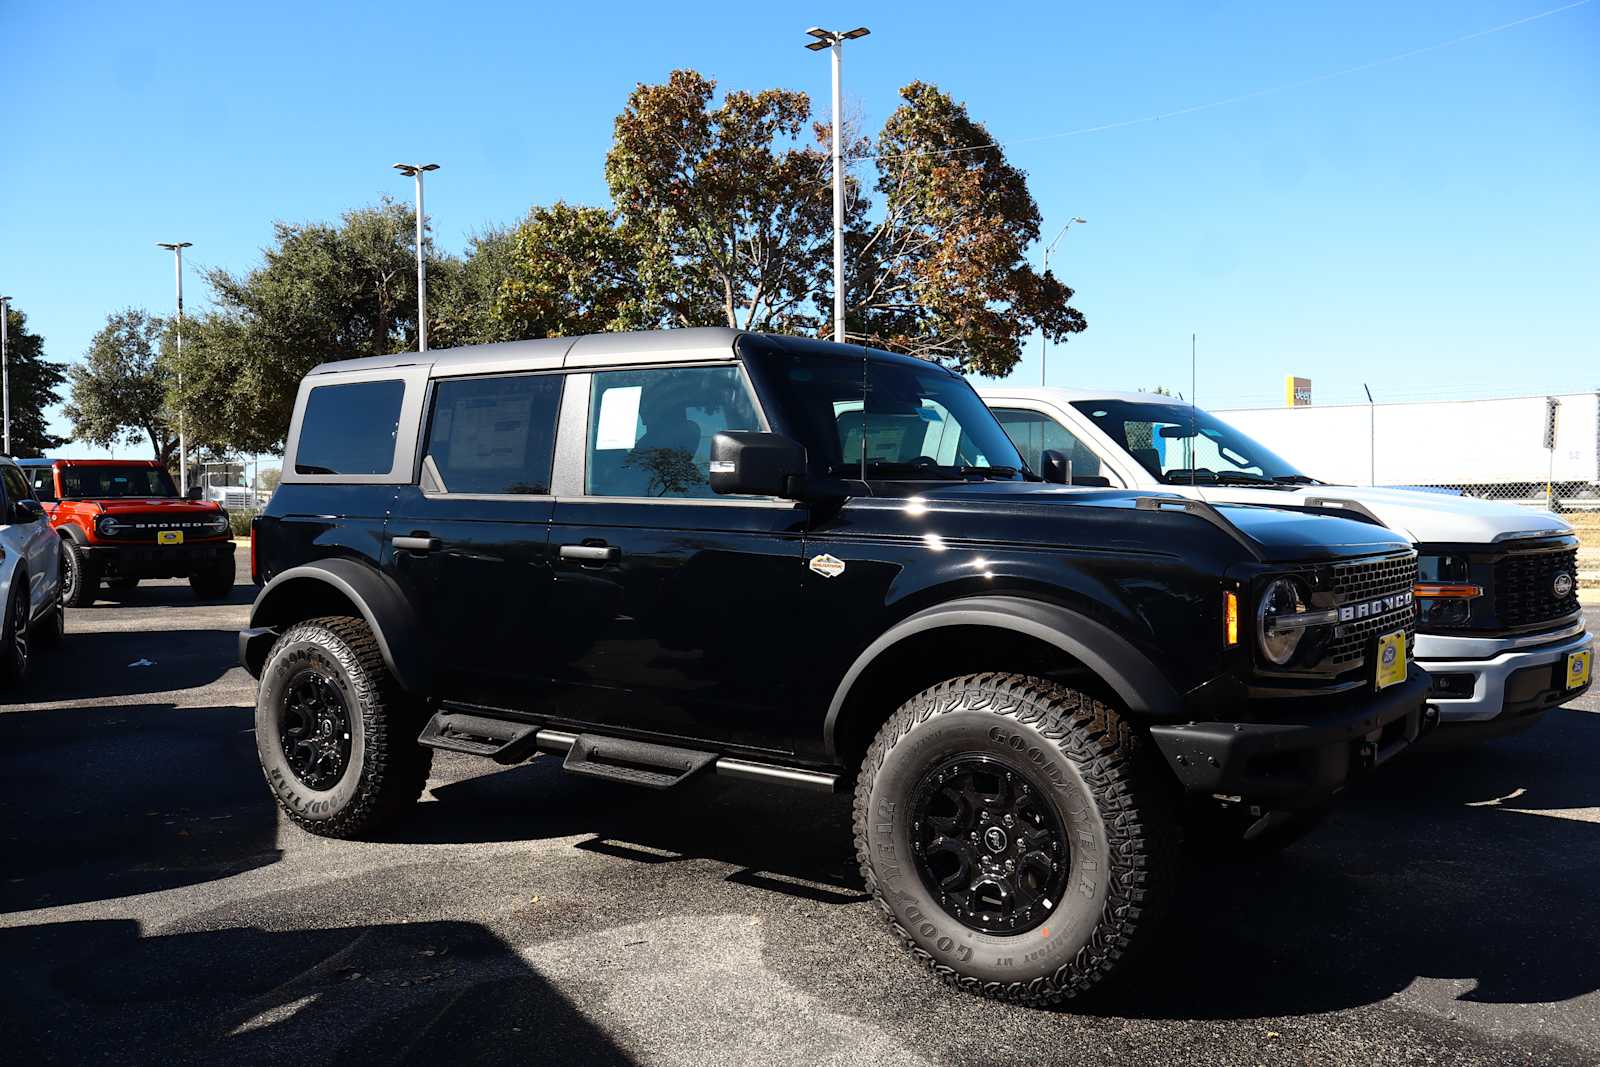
423 373 563 495
295 380 405 475
26 467 55 500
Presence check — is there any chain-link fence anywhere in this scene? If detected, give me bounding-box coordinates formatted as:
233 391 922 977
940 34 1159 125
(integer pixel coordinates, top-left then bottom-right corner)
1216 391 1600 594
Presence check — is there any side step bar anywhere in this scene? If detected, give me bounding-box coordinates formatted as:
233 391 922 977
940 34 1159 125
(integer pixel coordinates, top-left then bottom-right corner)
417 715 837 792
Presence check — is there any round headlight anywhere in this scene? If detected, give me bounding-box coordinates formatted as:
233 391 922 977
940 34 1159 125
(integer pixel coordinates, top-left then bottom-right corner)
98 517 122 537
1257 577 1307 666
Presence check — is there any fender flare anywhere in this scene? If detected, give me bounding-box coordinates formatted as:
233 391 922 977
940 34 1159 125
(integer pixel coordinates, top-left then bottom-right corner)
247 558 430 694
57 524 89 545
823 595 1184 761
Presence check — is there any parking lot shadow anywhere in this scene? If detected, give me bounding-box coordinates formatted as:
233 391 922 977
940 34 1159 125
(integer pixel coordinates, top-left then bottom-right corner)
1083 709 1600 1020
94 578 256 609
0 700 280 912
1 917 632 1066
409 757 863 893
20 627 246 702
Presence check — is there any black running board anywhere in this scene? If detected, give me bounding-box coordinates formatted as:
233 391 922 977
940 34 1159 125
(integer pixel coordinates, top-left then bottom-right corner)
561 735 715 790
415 713 838 792
417 712 541 765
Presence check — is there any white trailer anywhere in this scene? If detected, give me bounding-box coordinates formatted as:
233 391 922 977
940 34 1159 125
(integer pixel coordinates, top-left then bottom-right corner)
1214 391 1600 496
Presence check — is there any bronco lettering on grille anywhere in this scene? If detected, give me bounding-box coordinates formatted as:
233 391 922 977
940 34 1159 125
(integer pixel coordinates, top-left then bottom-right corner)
1338 590 1413 623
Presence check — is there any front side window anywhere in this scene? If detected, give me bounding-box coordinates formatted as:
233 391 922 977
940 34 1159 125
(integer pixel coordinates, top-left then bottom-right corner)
1071 400 1312 486
585 366 762 498
423 373 563 495
295 379 405 476
59 465 177 498
992 408 1105 480
2 466 31 518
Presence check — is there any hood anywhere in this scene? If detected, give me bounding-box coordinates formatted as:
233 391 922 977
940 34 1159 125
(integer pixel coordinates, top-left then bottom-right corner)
871 481 1411 563
1185 484 1568 545
89 498 224 514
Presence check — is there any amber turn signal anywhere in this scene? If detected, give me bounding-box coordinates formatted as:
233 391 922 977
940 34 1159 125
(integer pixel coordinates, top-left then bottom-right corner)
1224 590 1239 646
1414 582 1482 599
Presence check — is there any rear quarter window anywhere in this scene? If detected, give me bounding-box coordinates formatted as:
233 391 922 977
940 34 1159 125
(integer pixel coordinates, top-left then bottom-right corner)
295 380 406 476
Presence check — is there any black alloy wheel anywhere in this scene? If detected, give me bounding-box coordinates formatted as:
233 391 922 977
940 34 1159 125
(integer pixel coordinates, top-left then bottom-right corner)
280 668 354 790
910 754 1070 935
7 583 29 677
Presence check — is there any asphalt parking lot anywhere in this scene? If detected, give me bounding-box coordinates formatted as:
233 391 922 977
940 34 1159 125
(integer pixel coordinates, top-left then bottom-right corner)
2 554 1597 1067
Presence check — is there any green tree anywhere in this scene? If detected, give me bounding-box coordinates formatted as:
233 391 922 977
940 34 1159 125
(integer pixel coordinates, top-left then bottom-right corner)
170 200 438 453
62 309 177 468
0 303 68 457
606 69 834 332
490 203 660 339
849 82 1086 377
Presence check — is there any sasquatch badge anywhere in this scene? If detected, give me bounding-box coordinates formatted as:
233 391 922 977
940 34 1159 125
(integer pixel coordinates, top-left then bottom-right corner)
808 553 846 578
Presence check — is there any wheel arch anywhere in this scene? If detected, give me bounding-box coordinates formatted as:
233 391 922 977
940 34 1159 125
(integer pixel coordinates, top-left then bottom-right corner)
246 558 430 694
823 595 1184 766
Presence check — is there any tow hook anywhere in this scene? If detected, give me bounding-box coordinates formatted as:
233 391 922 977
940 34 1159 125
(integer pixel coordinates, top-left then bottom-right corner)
1421 704 1441 735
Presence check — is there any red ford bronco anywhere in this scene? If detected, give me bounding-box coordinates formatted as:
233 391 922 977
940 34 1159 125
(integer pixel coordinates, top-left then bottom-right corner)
20 458 236 607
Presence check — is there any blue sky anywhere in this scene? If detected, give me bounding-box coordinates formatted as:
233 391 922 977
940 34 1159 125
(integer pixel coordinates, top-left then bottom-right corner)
2 0 1596 456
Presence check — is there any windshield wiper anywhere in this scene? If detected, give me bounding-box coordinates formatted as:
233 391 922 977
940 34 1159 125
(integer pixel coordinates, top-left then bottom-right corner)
825 461 963 480
1271 475 1322 485
959 465 1019 479
1166 469 1285 487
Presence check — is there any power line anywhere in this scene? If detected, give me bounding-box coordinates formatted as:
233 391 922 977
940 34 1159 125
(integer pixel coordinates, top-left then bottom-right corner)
866 0 1593 164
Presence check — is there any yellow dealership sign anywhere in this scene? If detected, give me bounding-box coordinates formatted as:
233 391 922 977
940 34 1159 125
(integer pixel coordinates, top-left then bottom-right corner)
1285 376 1312 406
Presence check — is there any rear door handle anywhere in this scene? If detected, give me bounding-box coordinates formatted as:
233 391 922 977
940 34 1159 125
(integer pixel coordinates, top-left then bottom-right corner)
559 544 620 562
392 535 441 553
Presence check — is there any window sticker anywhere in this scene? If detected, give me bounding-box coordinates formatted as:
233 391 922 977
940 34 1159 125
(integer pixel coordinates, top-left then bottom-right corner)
596 386 642 450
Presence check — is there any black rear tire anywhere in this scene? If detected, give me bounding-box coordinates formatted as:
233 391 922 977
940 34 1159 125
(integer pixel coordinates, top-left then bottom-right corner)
60 540 99 608
1 576 32 688
189 557 234 599
255 615 432 838
854 672 1178 1006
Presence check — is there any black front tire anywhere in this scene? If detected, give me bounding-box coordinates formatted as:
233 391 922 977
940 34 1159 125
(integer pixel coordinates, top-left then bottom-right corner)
60 540 99 608
854 673 1178 1006
189 557 235 599
1 576 32 688
255 616 432 838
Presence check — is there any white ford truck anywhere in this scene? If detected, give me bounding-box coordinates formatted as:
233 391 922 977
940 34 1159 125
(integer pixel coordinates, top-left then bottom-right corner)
978 386 1594 736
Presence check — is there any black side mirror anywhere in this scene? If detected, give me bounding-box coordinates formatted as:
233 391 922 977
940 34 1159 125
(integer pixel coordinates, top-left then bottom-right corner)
709 432 807 498
1040 449 1070 485
185 485 203 501
14 498 45 522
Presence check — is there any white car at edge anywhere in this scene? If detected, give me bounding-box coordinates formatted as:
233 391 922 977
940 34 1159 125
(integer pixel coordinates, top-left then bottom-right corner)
978 386 1594 735
0 454 65 688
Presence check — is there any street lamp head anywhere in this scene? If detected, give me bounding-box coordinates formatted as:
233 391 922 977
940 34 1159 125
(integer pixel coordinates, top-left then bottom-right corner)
1073 217 1087 224
420 163 440 172
804 39 829 50
841 26 870 39
804 26 831 39
394 162 440 176
157 241 192 250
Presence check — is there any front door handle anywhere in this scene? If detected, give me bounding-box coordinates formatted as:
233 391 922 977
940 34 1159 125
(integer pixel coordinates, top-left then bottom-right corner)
392 535 441 553
559 544 620 562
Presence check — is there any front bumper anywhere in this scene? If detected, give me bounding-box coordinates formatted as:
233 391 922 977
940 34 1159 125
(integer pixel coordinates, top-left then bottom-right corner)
82 539 235 578
1149 671 1433 809
1415 622 1592 723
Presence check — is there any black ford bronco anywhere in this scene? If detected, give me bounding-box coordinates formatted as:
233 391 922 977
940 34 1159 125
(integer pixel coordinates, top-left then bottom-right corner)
243 328 1433 1004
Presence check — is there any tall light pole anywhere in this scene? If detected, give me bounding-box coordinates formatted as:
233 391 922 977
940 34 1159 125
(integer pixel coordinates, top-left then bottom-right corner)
393 163 439 351
1 294 11 455
805 26 870 344
1040 217 1086 386
157 242 192 492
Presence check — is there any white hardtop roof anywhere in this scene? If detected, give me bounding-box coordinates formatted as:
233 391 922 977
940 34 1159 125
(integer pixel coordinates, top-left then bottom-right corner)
975 384 1183 406
309 326 746 377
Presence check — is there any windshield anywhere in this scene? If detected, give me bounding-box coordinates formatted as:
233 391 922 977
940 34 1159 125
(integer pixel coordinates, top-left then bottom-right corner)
58 466 178 499
752 345 1027 481
1070 400 1312 486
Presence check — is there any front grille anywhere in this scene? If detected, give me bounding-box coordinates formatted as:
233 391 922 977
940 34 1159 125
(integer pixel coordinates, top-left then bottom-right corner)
1326 555 1418 670
98 514 222 540
1494 547 1580 629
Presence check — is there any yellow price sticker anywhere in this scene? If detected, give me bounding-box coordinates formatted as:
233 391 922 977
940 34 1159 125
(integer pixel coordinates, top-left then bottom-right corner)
1567 648 1593 691
157 530 183 545
1375 630 1407 691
